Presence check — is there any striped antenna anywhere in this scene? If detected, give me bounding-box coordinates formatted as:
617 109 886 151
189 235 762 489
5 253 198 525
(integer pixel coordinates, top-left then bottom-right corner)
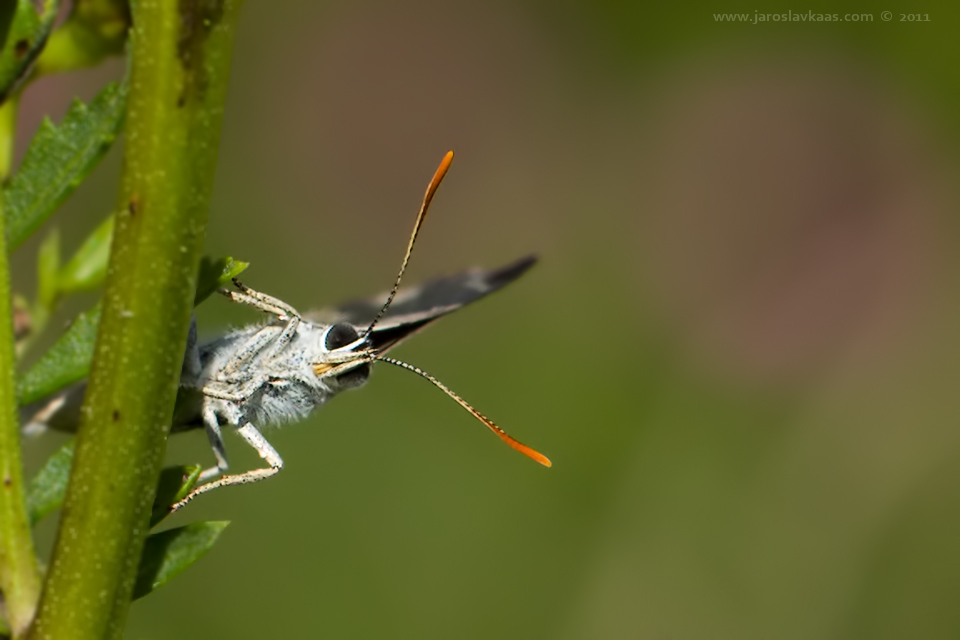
362 151 455 338
377 356 552 467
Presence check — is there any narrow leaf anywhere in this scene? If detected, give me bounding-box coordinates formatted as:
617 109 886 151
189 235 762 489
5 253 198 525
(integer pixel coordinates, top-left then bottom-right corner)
4 81 126 249
195 255 248 305
0 0 42 99
36 227 60 309
27 450 202 528
34 0 128 76
25 439 74 525
17 305 99 406
0 1 16 54
58 215 113 294
133 521 229 600
17 255 246 407
150 465 201 528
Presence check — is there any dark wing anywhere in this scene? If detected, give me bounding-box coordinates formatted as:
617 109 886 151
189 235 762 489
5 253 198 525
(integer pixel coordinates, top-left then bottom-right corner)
23 256 538 435
305 254 537 354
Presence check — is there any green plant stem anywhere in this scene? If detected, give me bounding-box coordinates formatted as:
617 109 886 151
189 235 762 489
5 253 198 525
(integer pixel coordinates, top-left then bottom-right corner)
0 94 40 639
28 1 244 638
0 96 17 179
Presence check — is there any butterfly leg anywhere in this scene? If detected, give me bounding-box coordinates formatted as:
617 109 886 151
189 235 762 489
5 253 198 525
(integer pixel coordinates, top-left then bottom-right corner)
202 375 269 404
222 278 296 314
198 403 230 483
20 393 67 436
220 280 302 374
219 327 283 379
170 422 283 513
20 382 87 435
230 279 302 355
220 278 299 319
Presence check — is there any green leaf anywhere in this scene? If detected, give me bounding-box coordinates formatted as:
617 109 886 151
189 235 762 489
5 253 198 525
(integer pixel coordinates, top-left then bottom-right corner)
35 0 128 76
0 1 16 55
149 465 201 528
58 214 113 294
36 227 60 309
0 0 43 99
25 439 74 525
27 450 202 528
4 80 126 249
195 255 248 305
34 0 130 76
17 255 247 407
17 304 99 406
133 521 229 600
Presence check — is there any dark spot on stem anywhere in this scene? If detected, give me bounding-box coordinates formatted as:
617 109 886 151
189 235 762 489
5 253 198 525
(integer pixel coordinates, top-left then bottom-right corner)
128 196 139 216
3 476 11 487
14 39 28 58
177 0 226 106
113 410 121 422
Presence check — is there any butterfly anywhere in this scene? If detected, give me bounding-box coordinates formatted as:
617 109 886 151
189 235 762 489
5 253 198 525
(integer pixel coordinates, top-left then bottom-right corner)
24 151 551 513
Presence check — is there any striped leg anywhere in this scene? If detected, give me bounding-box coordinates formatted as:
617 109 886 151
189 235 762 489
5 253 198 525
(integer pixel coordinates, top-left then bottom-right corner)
219 280 302 375
170 422 283 513
198 404 230 483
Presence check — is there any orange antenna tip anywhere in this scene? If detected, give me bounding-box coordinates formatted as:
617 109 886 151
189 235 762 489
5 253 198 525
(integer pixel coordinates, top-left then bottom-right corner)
362 150 457 337
441 149 455 168
519 444 552 467
422 151 454 217
493 429 552 467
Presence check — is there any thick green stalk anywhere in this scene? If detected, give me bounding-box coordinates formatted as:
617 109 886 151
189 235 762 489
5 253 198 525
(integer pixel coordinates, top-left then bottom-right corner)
0 97 17 178
28 2 243 638
0 97 40 639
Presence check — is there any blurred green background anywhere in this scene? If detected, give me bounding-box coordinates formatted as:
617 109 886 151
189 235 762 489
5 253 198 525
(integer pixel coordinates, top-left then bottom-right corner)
13 0 960 638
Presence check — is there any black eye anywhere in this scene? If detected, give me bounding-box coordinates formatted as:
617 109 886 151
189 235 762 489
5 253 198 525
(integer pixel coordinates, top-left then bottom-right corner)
335 363 371 389
324 322 359 350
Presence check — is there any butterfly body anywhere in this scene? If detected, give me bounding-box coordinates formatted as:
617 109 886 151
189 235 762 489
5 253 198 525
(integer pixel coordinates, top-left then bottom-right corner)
189 321 338 429
24 151 551 514
169 254 536 434
167 253 543 509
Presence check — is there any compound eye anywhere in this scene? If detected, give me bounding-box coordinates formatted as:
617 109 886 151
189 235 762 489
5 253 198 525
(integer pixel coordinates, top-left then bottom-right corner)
324 322 359 350
335 363 371 389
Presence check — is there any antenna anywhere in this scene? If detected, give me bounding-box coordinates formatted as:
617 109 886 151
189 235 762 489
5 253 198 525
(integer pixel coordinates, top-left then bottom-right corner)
376 356 552 467
362 150 455 338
